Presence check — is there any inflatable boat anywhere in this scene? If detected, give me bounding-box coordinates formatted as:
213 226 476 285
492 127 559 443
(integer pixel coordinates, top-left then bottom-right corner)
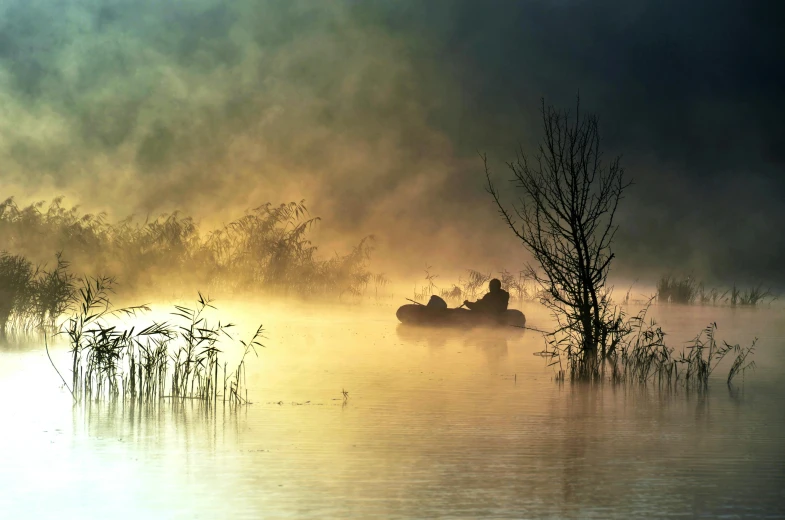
395 304 526 328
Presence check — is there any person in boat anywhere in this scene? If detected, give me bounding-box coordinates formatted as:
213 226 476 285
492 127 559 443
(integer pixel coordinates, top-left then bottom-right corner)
464 278 509 313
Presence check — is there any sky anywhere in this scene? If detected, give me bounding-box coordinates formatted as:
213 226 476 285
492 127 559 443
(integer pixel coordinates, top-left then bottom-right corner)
0 0 783 287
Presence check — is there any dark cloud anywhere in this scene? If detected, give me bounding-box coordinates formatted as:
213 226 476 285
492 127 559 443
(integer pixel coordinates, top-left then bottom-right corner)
362 0 785 285
0 0 783 285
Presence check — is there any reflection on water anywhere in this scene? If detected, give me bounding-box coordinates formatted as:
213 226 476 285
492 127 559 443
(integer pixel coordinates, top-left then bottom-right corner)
396 324 511 366
1 301 784 518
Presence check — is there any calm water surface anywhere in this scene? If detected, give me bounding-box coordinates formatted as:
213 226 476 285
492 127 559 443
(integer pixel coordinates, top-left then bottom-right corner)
1 301 784 519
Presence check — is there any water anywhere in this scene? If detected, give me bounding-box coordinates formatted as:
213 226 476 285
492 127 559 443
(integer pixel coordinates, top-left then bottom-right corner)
1 301 784 518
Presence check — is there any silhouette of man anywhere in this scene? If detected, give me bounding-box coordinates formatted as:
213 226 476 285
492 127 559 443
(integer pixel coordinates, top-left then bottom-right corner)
464 279 509 313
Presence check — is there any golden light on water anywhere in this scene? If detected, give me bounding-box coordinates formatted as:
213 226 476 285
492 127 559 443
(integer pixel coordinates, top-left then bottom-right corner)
1 0 784 517
2 300 784 517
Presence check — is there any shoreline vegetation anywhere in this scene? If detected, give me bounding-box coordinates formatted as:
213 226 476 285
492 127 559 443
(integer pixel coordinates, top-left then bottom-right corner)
0 196 382 303
483 97 758 389
0 184 770 394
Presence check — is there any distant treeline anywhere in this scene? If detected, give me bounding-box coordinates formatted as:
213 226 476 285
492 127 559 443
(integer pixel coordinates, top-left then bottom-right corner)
0 196 379 302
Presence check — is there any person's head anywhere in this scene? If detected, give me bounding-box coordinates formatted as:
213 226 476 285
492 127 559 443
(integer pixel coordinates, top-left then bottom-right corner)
489 278 502 292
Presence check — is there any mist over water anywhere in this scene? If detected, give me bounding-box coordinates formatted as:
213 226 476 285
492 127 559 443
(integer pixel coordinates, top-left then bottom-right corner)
1 300 784 518
1 1 785 517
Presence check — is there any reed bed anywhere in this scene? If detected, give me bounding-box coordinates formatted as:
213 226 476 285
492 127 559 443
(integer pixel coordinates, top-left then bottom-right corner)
55 276 262 406
0 196 378 300
539 303 757 390
657 274 775 306
0 252 77 334
412 267 539 304
656 275 699 304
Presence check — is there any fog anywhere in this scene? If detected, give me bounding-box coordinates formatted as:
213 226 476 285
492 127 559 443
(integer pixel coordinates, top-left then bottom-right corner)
1 0 783 288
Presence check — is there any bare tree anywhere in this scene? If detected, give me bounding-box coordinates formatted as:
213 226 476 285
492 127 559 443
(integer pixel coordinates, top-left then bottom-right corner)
485 97 631 364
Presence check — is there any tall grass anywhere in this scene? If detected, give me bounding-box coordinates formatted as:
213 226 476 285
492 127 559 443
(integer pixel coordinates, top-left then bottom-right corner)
657 274 775 307
412 267 538 304
0 253 35 332
413 266 440 301
733 284 773 306
539 303 757 390
656 275 699 304
498 269 538 302
0 196 378 299
696 283 728 306
33 252 77 329
371 273 390 300
58 277 262 406
0 252 77 333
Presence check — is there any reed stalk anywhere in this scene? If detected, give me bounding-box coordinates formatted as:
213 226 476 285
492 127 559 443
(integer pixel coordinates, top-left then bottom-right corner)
53 277 263 406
